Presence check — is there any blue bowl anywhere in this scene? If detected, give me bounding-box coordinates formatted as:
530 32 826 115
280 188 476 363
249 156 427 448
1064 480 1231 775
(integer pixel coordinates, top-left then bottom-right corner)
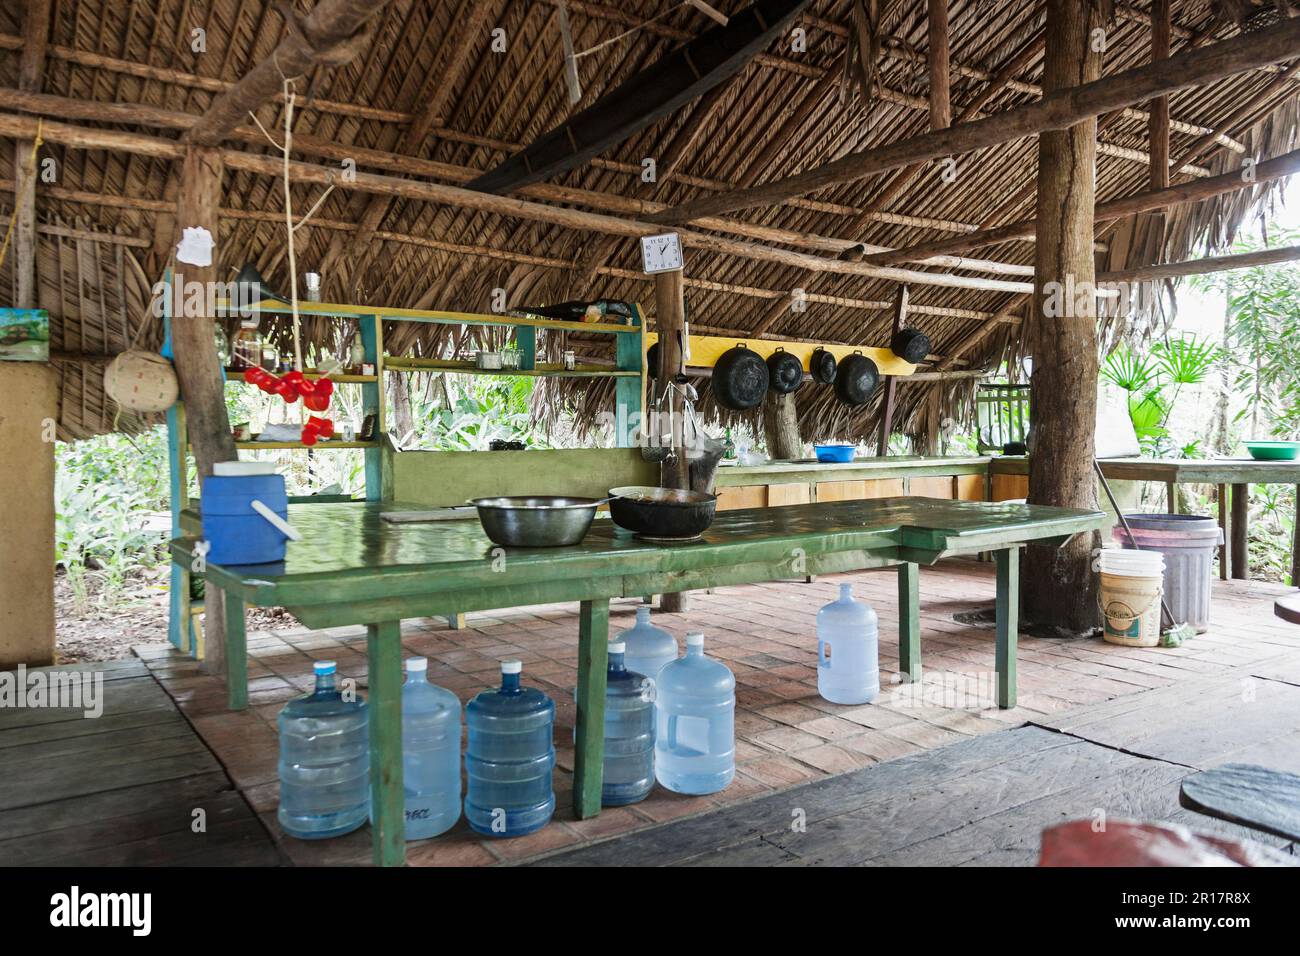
814 444 857 463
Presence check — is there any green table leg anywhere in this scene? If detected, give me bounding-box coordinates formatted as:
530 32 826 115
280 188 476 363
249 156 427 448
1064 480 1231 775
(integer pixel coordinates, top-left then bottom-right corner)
573 598 610 819
367 620 405 866
224 589 248 711
995 547 1019 709
897 562 920 684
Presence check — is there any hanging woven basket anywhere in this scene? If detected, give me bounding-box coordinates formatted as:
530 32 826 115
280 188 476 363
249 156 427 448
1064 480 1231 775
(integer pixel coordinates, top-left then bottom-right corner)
104 349 179 414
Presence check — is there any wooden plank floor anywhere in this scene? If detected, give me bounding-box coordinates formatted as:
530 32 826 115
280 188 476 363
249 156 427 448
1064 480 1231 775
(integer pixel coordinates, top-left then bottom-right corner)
532 665 1300 867
0 660 282 866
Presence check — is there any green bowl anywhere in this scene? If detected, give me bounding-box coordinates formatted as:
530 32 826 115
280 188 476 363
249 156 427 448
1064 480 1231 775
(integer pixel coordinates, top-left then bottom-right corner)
1244 441 1300 460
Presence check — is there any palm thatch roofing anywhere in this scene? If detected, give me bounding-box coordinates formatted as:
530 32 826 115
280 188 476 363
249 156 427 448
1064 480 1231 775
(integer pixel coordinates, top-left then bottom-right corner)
2 0 1298 444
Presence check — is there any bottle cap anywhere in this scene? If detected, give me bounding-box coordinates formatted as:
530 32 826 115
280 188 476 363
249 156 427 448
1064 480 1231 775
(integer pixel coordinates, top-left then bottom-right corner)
314 660 337 675
406 657 428 672
686 633 704 647
608 641 626 654
501 659 523 675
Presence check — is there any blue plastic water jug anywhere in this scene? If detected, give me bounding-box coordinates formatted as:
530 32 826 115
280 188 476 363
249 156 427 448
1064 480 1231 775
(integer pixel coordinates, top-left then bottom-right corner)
277 660 370 839
601 641 655 806
655 633 735 795
200 472 291 564
816 582 880 705
619 606 678 685
465 660 555 837
401 657 462 840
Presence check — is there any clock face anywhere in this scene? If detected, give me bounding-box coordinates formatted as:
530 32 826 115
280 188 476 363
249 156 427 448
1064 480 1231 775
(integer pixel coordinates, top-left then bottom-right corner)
641 232 684 274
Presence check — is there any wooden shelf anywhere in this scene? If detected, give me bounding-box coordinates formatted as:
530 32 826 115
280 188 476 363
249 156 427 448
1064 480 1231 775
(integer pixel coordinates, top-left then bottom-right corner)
235 440 378 450
224 367 378 384
383 357 637 378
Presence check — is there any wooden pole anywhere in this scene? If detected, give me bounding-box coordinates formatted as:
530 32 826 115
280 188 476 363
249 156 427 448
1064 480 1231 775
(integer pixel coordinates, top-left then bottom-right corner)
762 391 802 460
1149 0 1171 191
1097 244 1300 282
877 284 909 456
1231 482 1249 579
1022 0 1102 635
12 0 50 310
867 147 1300 265
648 16 1300 224
927 0 951 131
655 268 689 613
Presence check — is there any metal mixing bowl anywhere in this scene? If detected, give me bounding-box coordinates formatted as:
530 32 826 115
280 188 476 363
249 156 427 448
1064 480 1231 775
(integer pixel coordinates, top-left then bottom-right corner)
468 496 602 547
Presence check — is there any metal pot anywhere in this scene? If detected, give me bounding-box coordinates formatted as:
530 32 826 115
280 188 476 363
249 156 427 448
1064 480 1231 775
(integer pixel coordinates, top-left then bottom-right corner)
809 347 837 385
834 351 880 406
711 343 768 410
890 328 932 365
608 486 717 540
766 347 804 394
468 496 604 547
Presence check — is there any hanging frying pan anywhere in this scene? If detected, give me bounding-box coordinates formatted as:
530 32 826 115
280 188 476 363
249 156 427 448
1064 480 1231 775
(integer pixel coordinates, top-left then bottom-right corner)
809 347 837 385
890 328 932 365
834 351 880 406
711 343 768 410
766 347 804 394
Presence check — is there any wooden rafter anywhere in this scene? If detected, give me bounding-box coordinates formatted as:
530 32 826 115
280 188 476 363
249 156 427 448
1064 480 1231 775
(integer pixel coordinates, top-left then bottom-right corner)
1098 244 1300 282
648 17 1300 224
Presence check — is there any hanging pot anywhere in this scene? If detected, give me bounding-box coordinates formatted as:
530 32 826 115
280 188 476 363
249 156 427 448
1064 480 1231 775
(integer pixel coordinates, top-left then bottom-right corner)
809 347 837 385
712 343 768 410
766 347 804 395
890 328 932 365
646 341 661 378
834 351 879 406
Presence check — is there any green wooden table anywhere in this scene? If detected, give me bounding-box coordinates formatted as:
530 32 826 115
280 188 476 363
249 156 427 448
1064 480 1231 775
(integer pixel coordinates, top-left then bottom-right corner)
170 496 1104 867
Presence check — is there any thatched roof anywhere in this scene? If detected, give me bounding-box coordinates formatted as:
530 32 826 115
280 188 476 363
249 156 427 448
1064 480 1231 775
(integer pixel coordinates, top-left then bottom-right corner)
2 0 1297 444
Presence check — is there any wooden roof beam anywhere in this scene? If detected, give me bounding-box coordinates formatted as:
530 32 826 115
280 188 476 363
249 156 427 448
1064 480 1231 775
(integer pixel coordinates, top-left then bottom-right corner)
1098 244 1300 283
867 146 1300 266
184 0 394 146
648 17 1300 224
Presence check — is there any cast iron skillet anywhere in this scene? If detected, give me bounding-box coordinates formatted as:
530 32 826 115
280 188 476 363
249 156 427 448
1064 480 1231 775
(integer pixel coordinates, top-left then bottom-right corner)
712 343 768 410
809 347 837 385
607 486 717 539
834 351 880 406
890 328 932 365
766 347 804 394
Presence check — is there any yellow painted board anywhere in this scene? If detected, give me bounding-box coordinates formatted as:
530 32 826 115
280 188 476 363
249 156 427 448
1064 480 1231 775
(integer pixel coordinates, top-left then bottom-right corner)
644 332 915 376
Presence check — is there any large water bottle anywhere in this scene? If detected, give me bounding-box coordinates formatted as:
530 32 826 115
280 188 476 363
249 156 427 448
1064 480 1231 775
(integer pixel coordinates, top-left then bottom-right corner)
655 633 734 795
465 660 555 837
602 641 655 806
401 657 462 840
619 606 678 684
816 582 880 705
277 660 370 839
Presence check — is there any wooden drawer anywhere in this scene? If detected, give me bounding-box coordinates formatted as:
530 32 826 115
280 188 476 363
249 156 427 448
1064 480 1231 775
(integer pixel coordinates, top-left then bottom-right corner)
910 476 956 499
767 483 811 506
991 473 1029 501
716 484 767 511
956 473 985 501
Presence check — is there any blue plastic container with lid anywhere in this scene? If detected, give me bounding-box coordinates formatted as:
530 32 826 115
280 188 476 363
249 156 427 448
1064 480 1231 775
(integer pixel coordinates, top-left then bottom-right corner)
655 632 735 795
277 660 370 840
464 660 556 837
618 606 678 685
200 468 291 565
601 641 656 806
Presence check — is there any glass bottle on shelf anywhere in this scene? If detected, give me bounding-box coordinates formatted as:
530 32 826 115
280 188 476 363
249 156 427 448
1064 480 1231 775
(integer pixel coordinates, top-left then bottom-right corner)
230 321 261 371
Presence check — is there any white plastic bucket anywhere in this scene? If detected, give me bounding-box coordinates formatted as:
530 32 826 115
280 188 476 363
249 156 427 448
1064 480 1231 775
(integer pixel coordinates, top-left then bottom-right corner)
1098 548 1164 647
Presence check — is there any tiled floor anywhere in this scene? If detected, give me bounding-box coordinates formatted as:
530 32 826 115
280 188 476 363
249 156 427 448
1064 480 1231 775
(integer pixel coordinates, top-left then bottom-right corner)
135 559 1300 866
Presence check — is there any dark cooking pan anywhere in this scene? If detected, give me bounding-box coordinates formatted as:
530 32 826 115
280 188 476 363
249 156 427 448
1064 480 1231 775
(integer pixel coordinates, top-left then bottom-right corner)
766 347 804 394
809 347 837 385
890 328 932 365
711 343 768 410
608 486 717 540
834 351 879 406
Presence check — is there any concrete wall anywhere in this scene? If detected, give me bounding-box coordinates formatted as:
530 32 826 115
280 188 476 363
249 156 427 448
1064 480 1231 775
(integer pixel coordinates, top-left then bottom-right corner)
0 362 57 667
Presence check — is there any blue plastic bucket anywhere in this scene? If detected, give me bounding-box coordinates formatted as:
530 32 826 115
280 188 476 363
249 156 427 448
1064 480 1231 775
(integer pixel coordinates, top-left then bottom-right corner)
200 473 291 564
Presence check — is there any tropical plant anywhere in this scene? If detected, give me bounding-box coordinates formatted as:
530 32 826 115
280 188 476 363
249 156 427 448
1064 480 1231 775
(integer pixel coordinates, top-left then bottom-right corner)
1101 335 1220 456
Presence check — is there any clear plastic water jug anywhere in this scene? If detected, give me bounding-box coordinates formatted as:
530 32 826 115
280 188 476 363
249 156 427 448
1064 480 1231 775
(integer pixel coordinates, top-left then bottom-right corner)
817 582 880 704
277 660 370 839
465 660 556 837
401 657 462 840
602 642 656 806
619 606 678 685
655 633 735 795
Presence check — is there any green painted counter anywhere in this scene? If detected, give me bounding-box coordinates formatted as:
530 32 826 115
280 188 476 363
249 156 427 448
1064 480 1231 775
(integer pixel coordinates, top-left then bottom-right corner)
170 496 1105 866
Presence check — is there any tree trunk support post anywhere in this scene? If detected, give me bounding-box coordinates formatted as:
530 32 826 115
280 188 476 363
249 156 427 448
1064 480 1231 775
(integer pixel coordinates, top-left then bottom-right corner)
656 268 690 614
878 284 910 456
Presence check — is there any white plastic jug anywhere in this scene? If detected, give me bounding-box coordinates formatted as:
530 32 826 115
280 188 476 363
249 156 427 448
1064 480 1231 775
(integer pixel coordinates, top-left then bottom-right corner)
817 583 880 704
